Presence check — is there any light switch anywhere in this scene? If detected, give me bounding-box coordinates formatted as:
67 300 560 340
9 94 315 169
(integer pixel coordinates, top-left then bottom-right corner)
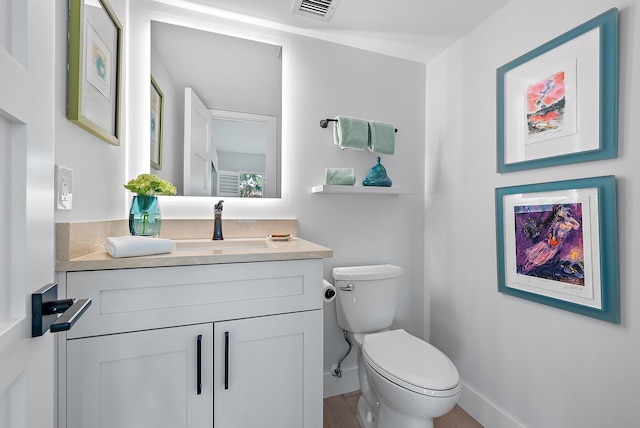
55 165 73 210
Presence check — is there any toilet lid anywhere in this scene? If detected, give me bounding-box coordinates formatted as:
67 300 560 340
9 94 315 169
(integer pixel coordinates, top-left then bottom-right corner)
362 329 459 395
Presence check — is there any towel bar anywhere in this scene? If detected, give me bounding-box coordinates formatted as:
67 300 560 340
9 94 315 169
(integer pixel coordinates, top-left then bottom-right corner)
320 118 397 133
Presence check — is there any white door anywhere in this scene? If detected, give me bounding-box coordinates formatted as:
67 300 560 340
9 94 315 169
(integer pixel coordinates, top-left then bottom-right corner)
214 310 323 428
0 0 56 427
184 87 217 196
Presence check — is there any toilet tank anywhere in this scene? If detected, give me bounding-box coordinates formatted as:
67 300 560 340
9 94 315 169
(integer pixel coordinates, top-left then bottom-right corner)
333 264 404 333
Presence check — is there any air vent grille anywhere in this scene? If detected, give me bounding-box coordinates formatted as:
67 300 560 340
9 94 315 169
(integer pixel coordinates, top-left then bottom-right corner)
292 0 341 22
300 0 330 16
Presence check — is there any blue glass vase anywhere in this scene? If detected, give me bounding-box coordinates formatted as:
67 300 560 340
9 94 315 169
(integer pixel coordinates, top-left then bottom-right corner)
129 195 161 237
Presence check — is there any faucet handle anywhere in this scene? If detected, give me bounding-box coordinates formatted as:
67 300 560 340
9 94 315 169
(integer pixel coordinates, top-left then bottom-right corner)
215 200 224 211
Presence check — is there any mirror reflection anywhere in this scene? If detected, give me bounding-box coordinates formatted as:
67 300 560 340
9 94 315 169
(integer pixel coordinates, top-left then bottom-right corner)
150 21 282 197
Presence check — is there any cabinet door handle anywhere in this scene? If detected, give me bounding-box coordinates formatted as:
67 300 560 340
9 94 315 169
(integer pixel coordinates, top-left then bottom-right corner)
224 331 229 390
197 334 202 395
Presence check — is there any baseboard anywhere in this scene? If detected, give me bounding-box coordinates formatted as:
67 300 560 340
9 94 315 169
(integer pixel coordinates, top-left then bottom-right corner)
323 366 360 398
459 382 524 428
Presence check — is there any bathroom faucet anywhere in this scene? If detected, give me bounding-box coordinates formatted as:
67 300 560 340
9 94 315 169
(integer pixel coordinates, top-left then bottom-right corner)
212 200 224 240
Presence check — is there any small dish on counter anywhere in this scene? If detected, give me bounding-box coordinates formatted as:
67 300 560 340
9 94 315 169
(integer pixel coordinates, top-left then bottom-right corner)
267 234 294 241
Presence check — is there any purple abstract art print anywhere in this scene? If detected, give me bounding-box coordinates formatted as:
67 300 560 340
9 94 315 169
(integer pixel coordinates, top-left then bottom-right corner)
514 203 585 286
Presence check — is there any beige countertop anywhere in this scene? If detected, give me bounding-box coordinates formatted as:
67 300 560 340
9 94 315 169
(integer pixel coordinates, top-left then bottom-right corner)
56 237 333 272
56 219 333 272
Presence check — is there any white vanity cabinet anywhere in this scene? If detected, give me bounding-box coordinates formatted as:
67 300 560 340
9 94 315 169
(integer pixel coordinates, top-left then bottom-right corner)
56 259 324 428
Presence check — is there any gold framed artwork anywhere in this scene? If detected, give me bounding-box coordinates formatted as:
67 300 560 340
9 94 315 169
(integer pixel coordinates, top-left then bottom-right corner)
150 76 164 170
67 0 123 145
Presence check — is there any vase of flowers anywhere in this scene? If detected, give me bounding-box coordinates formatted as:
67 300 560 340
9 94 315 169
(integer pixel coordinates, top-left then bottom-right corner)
124 174 177 237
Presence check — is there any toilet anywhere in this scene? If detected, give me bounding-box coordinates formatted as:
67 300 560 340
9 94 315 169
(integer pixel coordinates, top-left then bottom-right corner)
333 264 460 428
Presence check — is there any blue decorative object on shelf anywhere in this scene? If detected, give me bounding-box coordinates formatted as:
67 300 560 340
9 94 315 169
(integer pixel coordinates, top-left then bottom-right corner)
363 157 392 187
129 195 161 237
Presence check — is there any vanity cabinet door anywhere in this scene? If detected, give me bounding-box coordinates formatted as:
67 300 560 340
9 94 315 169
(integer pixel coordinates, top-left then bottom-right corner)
213 310 323 428
65 323 213 428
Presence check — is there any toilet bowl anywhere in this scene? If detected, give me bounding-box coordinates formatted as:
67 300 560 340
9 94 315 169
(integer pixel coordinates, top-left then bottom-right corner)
333 264 461 427
363 329 460 428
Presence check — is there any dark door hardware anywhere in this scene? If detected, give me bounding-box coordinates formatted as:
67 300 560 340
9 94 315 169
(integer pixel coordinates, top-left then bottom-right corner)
197 334 203 395
32 283 91 337
224 331 229 390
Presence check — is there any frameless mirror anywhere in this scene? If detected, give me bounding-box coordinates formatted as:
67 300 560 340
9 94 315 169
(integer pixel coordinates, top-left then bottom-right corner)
150 21 282 198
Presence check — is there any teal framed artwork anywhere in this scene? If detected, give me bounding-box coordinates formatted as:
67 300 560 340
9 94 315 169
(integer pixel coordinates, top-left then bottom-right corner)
495 176 619 323
67 0 123 146
496 8 618 173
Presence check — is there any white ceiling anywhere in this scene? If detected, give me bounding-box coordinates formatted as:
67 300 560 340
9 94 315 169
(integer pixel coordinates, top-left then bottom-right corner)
181 0 512 63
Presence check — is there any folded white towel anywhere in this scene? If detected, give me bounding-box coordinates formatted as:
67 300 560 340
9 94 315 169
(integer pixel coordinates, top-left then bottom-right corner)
105 236 176 258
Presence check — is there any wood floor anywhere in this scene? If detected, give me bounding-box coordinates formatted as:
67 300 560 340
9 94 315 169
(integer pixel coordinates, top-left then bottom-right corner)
323 391 483 428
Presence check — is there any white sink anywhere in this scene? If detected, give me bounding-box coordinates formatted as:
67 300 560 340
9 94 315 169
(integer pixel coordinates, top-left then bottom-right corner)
174 238 276 253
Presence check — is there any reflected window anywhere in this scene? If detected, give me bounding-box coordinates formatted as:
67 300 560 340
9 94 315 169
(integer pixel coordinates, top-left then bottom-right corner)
240 173 263 198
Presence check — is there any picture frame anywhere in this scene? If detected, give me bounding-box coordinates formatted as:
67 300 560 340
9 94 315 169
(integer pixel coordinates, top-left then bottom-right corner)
495 176 619 323
496 8 618 173
150 76 164 170
67 0 123 146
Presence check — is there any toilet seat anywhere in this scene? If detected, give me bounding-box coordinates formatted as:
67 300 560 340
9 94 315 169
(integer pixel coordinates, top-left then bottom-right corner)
362 329 460 397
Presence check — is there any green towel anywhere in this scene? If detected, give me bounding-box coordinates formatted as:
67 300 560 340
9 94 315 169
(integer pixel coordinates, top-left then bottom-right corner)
368 121 395 155
333 116 369 150
325 168 356 185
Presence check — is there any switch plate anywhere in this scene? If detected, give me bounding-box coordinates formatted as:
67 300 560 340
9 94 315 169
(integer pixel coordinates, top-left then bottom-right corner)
55 165 73 210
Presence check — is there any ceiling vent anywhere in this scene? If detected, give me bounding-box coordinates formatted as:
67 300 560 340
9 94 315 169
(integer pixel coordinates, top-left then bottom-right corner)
292 0 341 22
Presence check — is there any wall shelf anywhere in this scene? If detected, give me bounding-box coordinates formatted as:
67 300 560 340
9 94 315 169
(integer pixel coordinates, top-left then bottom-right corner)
311 185 410 196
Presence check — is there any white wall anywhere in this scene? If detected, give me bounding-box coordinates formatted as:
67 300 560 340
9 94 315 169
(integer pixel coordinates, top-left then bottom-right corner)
54 0 128 222
425 1 640 426
55 1 426 398
285 35 426 396
218 152 265 174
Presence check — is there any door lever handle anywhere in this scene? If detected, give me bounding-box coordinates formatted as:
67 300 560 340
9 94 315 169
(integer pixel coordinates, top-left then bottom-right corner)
32 283 92 337
49 298 91 332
